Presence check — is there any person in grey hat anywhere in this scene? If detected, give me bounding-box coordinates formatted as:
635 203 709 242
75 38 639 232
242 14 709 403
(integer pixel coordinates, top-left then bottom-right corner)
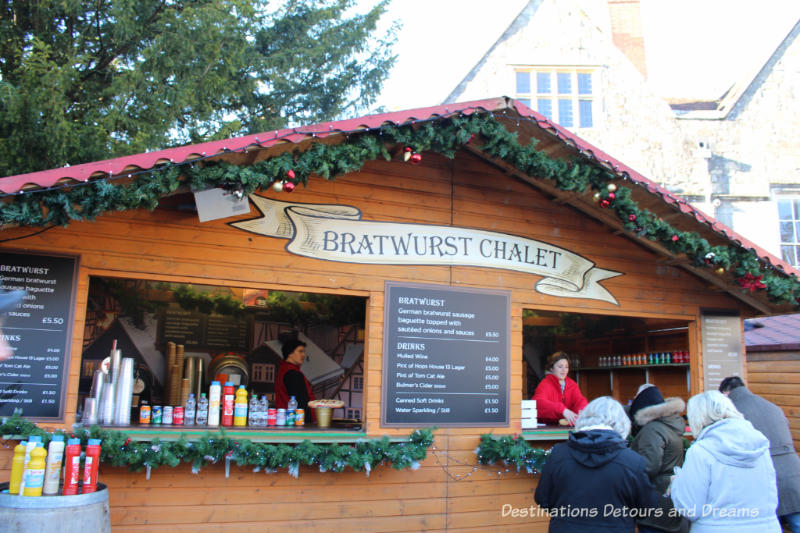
0 289 26 361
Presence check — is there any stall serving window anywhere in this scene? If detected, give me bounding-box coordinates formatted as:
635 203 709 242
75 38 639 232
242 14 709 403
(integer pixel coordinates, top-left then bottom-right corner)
522 310 691 416
79 277 366 430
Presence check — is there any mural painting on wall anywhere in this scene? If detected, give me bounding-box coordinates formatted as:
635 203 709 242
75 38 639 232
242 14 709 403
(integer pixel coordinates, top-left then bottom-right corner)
230 196 623 305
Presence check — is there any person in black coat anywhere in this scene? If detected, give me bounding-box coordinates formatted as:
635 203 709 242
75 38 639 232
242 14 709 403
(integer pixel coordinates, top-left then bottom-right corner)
534 396 660 533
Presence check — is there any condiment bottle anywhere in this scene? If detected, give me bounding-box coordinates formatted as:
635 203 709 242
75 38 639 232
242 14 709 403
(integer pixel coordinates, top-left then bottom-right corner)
9 441 27 494
82 438 102 493
208 381 221 427
62 438 82 495
22 445 47 496
233 385 248 427
43 435 66 495
221 381 235 427
18 435 41 493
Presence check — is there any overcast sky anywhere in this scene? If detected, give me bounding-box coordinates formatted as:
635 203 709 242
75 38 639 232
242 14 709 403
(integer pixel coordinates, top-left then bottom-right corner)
367 0 800 111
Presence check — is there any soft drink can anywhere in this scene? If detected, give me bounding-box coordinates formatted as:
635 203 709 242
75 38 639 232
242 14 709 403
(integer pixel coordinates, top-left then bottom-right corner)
163 405 174 425
152 405 163 425
267 408 277 426
173 406 185 425
276 408 286 426
295 409 305 426
139 404 151 425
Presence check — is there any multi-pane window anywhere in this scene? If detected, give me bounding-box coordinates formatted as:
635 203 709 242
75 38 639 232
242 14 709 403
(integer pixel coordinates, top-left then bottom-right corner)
515 68 595 128
352 376 363 391
778 199 800 266
251 363 275 383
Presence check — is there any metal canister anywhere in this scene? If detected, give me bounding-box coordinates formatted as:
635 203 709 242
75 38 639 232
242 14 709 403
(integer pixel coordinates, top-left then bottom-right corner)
295 409 305 426
267 408 277 426
163 405 174 425
173 406 185 425
276 408 286 426
139 402 151 425
152 405 163 425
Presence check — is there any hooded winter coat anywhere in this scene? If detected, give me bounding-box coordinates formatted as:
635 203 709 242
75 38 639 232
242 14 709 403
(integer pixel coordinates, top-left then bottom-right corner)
534 428 659 532
670 417 780 532
727 386 800 517
630 397 688 532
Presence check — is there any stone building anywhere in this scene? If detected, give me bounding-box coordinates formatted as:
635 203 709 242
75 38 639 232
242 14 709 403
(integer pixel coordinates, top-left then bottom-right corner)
445 0 800 267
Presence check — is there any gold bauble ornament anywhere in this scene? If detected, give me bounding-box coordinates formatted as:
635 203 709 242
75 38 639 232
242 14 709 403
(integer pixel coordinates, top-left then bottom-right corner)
272 180 284 192
607 183 617 192
592 192 601 202
715 267 725 275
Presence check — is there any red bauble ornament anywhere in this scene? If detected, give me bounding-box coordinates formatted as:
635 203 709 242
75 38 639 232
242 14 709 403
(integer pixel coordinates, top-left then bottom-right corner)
286 169 296 180
283 181 296 193
409 152 422 165
628 214 637 222
600 199 610 208
671 235 679 242
466 134 475 144
607 192 616 200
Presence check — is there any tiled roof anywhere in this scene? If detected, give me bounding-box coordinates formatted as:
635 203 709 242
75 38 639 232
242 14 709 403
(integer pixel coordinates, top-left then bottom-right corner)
745 313 800 349
1 96 797 292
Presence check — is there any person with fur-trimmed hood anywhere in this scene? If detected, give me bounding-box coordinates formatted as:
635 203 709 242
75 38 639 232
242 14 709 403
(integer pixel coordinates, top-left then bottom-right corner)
629 384 689 533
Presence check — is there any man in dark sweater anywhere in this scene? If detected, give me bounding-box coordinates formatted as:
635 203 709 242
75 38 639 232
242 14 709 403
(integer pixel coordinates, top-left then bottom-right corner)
720 376 800 532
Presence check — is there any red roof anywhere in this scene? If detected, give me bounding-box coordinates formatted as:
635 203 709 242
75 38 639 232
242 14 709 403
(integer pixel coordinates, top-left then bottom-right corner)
1 96 797 279
745 314 800 350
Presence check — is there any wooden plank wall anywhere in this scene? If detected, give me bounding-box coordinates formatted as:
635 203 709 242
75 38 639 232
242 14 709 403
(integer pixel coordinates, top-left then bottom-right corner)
0 150 746 531
746 352 800 449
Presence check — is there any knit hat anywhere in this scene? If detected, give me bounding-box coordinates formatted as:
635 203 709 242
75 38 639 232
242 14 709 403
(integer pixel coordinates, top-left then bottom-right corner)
629 384 665 421
0 290 25 314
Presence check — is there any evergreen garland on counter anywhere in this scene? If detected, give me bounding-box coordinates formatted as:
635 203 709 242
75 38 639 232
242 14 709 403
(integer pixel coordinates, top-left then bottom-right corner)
0 414 434 477
2 111 798 308
476 433 551 475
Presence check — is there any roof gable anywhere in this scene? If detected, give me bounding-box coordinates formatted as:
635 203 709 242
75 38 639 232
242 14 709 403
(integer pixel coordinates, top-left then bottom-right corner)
0 96 798 315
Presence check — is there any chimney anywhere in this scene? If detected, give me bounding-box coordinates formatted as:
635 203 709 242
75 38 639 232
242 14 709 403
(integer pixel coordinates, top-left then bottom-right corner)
607 0 648 78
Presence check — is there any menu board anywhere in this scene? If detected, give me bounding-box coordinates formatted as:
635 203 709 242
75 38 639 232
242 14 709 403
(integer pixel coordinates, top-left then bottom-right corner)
701 313 744 391
158 306 250 352
0 251 78 419
382 282 510 426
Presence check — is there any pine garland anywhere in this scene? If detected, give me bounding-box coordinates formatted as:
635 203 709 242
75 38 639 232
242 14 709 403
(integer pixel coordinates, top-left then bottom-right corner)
0 413 434 476
1 112 797 308
475 433 551 475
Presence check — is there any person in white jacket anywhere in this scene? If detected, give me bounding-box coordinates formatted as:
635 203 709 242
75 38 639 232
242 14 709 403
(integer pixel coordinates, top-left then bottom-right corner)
670 390 780 532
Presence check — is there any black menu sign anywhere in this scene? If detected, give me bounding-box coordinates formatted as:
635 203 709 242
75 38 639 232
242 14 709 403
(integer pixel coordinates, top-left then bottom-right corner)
0 251 78 419
382 282 510 426
159 306 250 352
701 313 744 391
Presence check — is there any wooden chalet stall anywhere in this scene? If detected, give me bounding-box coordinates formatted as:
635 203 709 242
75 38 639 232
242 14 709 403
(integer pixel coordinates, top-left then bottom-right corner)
1 97 799 532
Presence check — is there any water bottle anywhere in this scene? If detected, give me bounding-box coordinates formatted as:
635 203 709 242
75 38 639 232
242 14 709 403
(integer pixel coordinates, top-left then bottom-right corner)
287 395 298 426
248 393 260 427
184 393 196 426
195 392 209 426
259 395 269 427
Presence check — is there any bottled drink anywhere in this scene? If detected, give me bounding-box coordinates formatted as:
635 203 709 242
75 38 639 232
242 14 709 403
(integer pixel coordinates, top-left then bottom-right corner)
287 395 298 426
259 396 269 427
208 381 221 427
221 382 235 427
184 393 196 426
248 393 260 427
234 386 248 427
196 392 209 426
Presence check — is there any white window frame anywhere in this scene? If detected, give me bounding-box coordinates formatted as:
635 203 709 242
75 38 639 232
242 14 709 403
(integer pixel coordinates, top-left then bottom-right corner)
777 197 800 267
513 66 597 129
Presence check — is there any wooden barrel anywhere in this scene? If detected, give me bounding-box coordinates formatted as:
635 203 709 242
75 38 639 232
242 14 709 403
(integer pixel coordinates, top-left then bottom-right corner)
0 482 110 533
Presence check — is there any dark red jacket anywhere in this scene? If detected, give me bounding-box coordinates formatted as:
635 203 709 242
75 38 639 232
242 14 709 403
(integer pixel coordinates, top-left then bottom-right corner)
275 361 315 412
532 373 588 424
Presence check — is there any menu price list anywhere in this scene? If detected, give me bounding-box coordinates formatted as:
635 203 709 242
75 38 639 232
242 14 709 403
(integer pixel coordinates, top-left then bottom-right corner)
701 314 744 390
383 282 510 426
0 252 77 418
